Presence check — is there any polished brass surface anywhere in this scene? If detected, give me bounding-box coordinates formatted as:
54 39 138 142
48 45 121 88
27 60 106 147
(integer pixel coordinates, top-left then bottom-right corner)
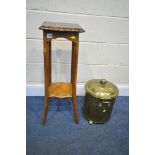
85 79 119 100
83 79 119 124
82 93 116 123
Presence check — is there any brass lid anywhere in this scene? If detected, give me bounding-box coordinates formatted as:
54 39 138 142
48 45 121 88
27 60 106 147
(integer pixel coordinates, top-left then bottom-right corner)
85 79 119 99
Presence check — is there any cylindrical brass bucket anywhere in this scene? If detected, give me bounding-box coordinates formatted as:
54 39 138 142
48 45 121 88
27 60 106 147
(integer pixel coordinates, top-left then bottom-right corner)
82 79 119 124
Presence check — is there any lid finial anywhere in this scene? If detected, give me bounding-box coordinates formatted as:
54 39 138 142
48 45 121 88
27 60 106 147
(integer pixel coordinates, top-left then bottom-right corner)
100 79 106 86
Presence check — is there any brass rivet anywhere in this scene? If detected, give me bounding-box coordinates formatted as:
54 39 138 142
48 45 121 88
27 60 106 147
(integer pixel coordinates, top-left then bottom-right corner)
71 36 76 39
103 109 106 112
89 120 93 125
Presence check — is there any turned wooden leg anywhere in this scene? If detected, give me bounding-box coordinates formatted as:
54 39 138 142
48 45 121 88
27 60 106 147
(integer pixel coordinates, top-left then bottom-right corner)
71 34 79 124
42 33 51 126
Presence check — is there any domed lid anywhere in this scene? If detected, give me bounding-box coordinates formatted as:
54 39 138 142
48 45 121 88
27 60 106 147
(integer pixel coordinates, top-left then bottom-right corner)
85 79 119 100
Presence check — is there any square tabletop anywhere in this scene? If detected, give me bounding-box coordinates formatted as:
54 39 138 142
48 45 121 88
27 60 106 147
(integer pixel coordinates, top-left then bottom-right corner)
39 21 85 33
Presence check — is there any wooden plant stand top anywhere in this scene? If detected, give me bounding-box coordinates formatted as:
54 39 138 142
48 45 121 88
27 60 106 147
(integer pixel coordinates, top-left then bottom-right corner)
39 21 85 125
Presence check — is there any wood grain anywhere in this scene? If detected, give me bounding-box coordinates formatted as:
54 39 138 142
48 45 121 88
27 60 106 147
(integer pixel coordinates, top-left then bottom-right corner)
49 82 72 98
39 21 85 33
40 22 84 125
42 31 50 125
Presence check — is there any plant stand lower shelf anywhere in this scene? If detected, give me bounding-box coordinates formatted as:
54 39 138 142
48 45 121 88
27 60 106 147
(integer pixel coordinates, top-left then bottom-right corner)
48 82 72 98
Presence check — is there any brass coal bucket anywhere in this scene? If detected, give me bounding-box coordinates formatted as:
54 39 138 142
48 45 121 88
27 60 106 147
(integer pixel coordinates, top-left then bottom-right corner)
82 79 119 124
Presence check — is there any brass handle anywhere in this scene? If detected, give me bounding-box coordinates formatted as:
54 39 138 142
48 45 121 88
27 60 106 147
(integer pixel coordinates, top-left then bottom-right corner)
100 79 106 86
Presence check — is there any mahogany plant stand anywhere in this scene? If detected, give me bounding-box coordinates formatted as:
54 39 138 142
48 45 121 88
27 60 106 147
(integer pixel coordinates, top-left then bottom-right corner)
39 22 85 125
